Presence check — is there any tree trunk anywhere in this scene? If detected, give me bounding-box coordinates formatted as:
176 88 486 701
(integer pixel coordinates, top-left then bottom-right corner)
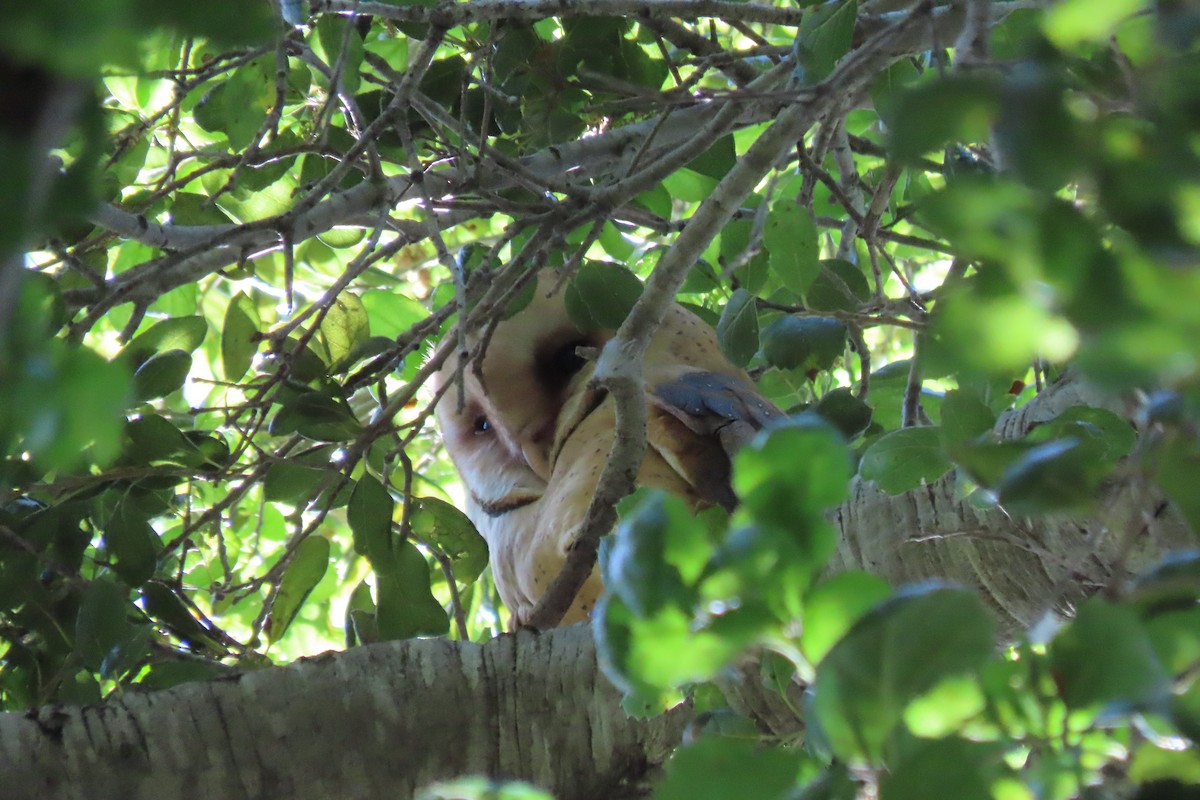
0 625 688 800
831 372 1193 635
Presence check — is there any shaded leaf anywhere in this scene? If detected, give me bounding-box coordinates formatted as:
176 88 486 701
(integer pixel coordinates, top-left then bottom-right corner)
801 571 891 664
375 539 450 640
656 738 796 800
1051 599 1169 710
715 288 759 368
348 475 394 564
268 536 331 643
104 500 160 586
761 316 845 372
795 0 857 84
132 349 191 401
565 262 644 330
75 579 148 677
121 316 208 367
860 427 953 494
763 202 820 297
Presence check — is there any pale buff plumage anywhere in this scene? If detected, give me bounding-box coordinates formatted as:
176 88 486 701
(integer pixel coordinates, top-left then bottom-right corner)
435 271 781 626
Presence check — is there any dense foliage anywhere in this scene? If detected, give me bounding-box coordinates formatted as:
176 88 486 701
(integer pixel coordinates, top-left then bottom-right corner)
2 0 1200 797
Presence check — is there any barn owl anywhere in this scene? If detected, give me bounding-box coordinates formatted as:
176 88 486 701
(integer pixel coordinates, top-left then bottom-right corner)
435 270 781 627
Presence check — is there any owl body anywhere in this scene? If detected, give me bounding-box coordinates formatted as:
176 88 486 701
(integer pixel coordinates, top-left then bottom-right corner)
435 271 781 626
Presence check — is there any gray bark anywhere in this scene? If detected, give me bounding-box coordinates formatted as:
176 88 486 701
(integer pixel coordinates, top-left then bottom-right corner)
831 372 1194 636
0 625 688 800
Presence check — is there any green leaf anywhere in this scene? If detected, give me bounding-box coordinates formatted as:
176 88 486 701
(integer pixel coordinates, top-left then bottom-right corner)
7 342 131 470
75 579 148 677
735 416 853 520
1051 599 1169 710
565 262 644 330
360 290 429 339
688 134 737 180
729 421 848 604
715 288 759 368
597 596 757 691
888 76 999 166
312 16 365 95
268 536 331 643
598 221 635 261
104 500 161 587
132 348 192 401
409 496 489 584
132 0 274 47
264 463 334 506
321 292 370 369
122 316 208 367
122 414 194 465
375 539 450 640
952 440 1032 488
348 475 394 565
996 438 1099 514
805 258 871 312
860 427 954 494
604 492 693 618
879 737 1004 800
994 63 1081 191
221 292 259 382
270 391 362 442
1128 552 1200 619
1028 405 1136 460
812 388 873 440
761 316 846 372
139 582 224 653
316 226 366 249
1043 0 1144 48
655 738 797 800
418 777 555 800
796 0 858 84
193 58 274 150
939 389 996 448
801 571 891 664
1129 742 1200 786
763 202 820 297
813 584 995 761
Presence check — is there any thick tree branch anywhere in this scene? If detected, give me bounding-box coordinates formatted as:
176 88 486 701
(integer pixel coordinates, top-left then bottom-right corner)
317 0 806 26
0 625 689 800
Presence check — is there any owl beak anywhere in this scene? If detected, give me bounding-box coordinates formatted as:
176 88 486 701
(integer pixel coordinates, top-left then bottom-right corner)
517 419 556 482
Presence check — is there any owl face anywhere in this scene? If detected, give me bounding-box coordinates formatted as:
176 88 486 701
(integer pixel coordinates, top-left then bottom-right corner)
467 273 608 481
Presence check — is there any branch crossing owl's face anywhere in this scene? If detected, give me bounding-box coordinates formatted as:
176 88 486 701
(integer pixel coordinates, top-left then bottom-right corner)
435 270 781 627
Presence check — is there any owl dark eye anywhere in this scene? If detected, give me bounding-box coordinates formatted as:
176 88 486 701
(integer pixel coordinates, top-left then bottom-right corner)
537 337 590 391
473 415 491 434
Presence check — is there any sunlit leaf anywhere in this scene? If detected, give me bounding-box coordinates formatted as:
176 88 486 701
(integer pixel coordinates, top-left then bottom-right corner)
221 292 259 382
814 584 995 761
321 292 370 369
409 496 488 584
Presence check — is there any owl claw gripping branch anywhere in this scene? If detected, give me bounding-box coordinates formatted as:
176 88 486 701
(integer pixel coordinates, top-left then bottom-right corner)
435 270 782 628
